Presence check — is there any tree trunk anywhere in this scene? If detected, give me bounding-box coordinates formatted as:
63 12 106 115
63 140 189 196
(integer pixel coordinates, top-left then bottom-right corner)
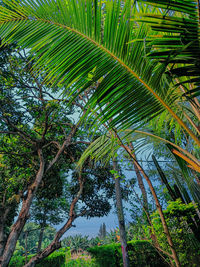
121 144 181 267
113 160 129 267
37 227 45 254
0 149 45 267
129 143 149 213
0 224 5 258
25 232 28 265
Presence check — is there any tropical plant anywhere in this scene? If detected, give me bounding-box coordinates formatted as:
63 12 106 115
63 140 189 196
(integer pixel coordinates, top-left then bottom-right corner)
145 199 200 266
62 235 90 252
0 0 200 266
0 0 199 151
139 0 200 95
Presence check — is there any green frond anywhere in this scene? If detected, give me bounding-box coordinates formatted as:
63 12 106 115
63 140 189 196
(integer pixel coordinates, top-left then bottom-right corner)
77 134 120 169
0 0 199 145
125 129 200 166
138 0 200 98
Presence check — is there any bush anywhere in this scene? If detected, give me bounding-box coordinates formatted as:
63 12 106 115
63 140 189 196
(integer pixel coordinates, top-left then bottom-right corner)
9 255 29 267
36 251 65 267
88 240 168 267
9 250 66 267
64 258 97 267
146 200 200 266
9 248 95 267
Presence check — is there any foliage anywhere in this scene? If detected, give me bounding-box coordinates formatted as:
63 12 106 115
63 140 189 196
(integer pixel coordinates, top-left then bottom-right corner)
9 250 66 267
0 0 197 148
35 250 66 267
139 0 200 96
63 258 97 267
10 248 97 267
14 223 56 256
145 199 200 266
62 235 90 252
88 240 168 267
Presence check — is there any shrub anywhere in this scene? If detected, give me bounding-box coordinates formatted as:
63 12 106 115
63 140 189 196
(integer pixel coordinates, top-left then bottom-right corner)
9 250 66 267
63 258 97 267
9 255 29 267
36 251 65 267
146 200 200 266
88 240 168 267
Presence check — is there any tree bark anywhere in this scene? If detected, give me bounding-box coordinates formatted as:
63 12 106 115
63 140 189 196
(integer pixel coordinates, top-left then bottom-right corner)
0 149 45 267
0 224 5 258
25 232 28 265
113 159 129 267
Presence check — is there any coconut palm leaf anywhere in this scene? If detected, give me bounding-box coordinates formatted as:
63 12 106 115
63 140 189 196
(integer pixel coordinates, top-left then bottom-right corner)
0 0 199 145
77 134 120 168
138 0 200 99
126 129 200 167
167 144 200 204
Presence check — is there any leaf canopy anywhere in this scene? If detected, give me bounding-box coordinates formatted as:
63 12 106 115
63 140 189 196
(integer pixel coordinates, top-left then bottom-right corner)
0 0 199 145
138 0 200 98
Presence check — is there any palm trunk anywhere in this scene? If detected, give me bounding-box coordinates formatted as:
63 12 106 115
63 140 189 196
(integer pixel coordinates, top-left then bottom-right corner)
113 159 129 267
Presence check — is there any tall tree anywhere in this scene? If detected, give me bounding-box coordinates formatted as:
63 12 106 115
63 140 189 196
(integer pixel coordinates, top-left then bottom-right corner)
0 47 116 266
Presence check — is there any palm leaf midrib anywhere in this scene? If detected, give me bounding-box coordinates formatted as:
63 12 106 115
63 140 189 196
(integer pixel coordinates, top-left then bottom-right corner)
0 2 199 145
8 17 173 106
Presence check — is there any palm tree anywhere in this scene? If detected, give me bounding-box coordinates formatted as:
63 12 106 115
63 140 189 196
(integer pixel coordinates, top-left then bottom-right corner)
0 0 199 266
0 0 199 148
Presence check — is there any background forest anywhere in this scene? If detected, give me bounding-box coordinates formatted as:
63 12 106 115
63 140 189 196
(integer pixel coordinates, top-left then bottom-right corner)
0 0 200 267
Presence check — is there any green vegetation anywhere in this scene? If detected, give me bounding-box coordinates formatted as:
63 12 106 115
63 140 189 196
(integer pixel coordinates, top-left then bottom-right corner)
0 0 200 267
88 240 168 267
9 251 65 267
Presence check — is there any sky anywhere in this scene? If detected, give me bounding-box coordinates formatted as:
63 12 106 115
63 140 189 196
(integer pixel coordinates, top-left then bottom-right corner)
60 168 145 239
62 204 132 238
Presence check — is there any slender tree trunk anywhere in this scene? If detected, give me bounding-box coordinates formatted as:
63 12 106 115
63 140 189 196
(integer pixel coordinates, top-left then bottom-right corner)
113 159 129 267
25 232 28 265
0 207 13 258
119 143 181 267
129 143 149 213
37 227 45 254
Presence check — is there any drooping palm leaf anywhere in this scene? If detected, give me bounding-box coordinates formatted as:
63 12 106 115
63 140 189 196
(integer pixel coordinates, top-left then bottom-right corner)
138 0 200 99
77 134 120 168
0 0 199 145
126 129 200 166
167 144 200 204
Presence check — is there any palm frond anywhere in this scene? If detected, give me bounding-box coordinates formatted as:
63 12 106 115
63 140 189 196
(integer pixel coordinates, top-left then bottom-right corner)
0 0 198 145
125 129 200 166
138 0 200 99
77 134 120 168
